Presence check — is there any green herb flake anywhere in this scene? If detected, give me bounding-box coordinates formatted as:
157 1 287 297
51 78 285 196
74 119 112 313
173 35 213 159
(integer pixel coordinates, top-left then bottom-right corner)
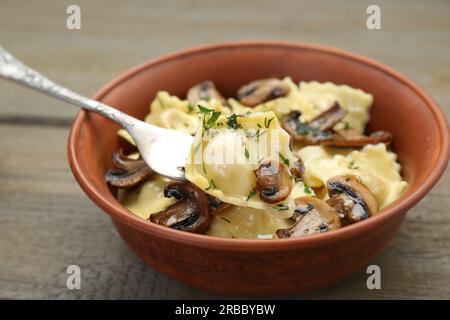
187 103 194 113
205 179 217 191
226 113 242 130
245 147 249 159
273 203 289 211
198 105 213 114
304 185 313 194
220 217 232 223
206 111 221 128
348 159 360 170
246 191 256 201
264 116 275 128
278 152 290 167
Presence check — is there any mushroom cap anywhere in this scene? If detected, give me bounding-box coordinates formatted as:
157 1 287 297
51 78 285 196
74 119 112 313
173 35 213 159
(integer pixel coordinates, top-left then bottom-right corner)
322 129 393 148
237 78 290 107
326 175 379 224
282 103 347 145
282 103 394 148
253 160 292 204
104 149 152 188
149 181 211 233
276 196 341 238
187 80 225 105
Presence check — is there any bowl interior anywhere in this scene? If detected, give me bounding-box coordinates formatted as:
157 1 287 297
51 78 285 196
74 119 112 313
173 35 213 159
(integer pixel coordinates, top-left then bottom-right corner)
72 42 448 232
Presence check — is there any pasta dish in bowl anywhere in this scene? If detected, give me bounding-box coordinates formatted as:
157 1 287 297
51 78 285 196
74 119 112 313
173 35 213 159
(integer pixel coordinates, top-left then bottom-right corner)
68 41 449 295
107 77 407 240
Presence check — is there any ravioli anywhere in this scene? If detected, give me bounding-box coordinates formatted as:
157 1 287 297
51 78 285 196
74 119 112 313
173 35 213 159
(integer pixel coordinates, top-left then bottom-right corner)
297 143 407 208
117 175 176 219
185 111 296 218
207 206 291 239
297 81 373 133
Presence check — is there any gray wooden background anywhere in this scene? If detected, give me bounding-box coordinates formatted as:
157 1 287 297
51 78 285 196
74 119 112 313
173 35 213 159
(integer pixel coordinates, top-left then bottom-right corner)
0 0 449 299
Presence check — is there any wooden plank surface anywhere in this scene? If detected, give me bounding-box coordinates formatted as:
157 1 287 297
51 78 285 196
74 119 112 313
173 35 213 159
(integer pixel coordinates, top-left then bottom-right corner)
0 0 449 299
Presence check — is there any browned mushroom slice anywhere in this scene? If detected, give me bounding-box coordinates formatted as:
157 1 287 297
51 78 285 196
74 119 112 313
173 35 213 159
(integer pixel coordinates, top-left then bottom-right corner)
282 102 347 145
322 129 393 147
149 181 210 233
187 80 225 105
290 156 305 181
276 197 341 238
237 78 290 107
253 160 292 204
308 102 348 131
105 149 152 188
326 175 378 224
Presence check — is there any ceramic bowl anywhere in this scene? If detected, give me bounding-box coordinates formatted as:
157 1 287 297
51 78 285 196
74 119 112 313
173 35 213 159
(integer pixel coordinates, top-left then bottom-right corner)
68 41 449 296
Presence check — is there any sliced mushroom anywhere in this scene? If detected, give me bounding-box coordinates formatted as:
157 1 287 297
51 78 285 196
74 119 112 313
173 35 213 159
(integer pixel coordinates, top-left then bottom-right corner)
308 102 348 131
322 129 393 147
282 103 393 147
290 156 305 181
276 196 341 238
326 175 378 224
237 78 290 107
149 181 210 233
105 149 152 188
282 102 347 145
253 160 292 204
187 80 225 105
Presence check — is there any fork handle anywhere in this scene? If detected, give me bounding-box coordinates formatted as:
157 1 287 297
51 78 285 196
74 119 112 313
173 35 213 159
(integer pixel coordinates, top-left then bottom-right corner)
0 46 139 129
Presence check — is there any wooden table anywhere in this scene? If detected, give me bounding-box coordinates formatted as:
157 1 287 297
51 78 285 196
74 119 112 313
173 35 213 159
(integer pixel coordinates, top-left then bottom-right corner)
1 0 449 299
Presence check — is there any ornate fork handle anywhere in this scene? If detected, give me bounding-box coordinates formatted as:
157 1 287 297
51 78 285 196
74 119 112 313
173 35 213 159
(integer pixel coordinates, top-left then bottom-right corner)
0 46 137 128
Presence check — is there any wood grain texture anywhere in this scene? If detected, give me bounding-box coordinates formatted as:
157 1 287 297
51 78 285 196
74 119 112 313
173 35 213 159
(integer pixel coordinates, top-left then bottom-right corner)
0 0 449 299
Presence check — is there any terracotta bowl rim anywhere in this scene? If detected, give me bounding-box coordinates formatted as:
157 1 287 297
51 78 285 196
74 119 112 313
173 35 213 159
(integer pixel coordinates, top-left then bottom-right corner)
68 40 449 251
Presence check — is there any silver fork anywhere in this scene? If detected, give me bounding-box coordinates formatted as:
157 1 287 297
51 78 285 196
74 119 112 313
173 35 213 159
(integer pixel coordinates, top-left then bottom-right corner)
0 46 193 180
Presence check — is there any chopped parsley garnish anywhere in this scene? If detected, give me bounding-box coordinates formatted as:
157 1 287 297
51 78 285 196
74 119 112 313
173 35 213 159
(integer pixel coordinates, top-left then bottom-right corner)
198 105 212 113
205 179 217 191
273 203 289 211
348 159 360 170
264 116 275 128
246 191 256 201
278 152 290 167
198 105 221 131
304 185 313 194
220 217 232 224
226 113 242 129
244 147 249 159
187 103 194 113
